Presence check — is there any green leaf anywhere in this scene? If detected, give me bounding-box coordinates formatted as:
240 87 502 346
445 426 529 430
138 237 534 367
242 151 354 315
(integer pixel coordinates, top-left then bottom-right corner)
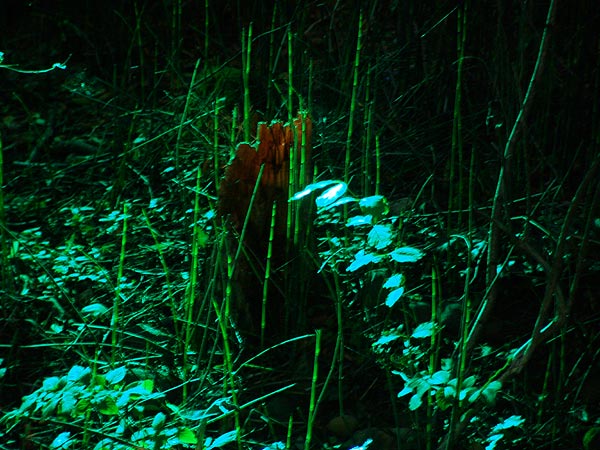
105 366 126 385
389 246 424 263
383 273 404 289
412 322 435 339
359 195 389 220
43 376 64 392
321 196 356 211
408 394 422 411
372 329 403 346
482 381 502 404
177 428 198 445
97 394 119 415
347 250 382 272
67 366 91 383
429 370 450 386
385 287 405 307
290 180 340 201
152 412 167 430
492 415 525 432
368 224 393 249
463 375 477 388
346 215 373 226
75 397 91 416
50 432 74 449
81 303 108 318
59 392 78 416
93 438 118 450
315 182 348 208
206 430 238 450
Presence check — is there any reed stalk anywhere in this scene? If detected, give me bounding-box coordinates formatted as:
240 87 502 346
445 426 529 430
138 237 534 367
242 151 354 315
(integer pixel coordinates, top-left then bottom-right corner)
175 59 201 169
304 329 321 450
182 167 203 400
261 201 278 348
111 202 129 364
344 10 363 185
242 24 253 142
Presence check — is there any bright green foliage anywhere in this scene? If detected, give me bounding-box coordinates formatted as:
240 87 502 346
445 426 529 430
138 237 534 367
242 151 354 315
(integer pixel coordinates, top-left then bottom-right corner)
2 365 198 449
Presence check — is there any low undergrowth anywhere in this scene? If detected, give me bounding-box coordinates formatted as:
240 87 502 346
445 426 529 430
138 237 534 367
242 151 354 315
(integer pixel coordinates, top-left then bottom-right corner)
1 2 599 450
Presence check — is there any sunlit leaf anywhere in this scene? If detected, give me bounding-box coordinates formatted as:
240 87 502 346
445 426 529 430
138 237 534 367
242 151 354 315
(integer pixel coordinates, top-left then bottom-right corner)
206 430 238 450
492 415 525 432
347 250 382 272
43 376 63 392
482 380 502 404
316 182 348 208
67 366 91 383
321 196 356 210
177 428 198 445
346 215 373 226
408 394 422 411
385 287 405 307
383 273 404 289
81 303 108 318
468 388 481 403
152 412 166 430
461 387 478 402
59 392 77 416
372 328 403 346
93 438 117 450
290 180 341 201
359 195 389 219
50 432 74 449
412 322 435 339
389 246 424 263
429 370 450 386
105 366 126 385
463 375 477 388
368 224 393 249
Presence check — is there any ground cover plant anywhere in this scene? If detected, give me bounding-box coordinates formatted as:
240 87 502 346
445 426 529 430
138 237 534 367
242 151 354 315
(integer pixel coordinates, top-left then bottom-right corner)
1 1 599 449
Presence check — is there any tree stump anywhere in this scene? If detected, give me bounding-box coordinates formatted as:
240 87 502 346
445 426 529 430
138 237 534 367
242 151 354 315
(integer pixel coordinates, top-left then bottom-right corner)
217 114 312 345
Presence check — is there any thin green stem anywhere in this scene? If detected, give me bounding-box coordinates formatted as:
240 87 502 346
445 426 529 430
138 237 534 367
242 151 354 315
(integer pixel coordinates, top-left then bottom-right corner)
242 24 253 142
111 202 129 363
305 329 321 450
344 10 363 185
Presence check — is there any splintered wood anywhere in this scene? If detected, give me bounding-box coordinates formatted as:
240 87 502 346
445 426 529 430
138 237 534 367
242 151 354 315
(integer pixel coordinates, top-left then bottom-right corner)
217 114 312 342
218 114 312 241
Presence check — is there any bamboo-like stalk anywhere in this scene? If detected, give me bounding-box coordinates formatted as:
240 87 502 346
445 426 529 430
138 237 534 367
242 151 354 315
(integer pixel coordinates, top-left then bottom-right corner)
344 10 363 185
362 64 373 195
448 0 467 233
213 98 222 191
375 134 381 196
182 167 203 400
426 259 441 450
286 29 296 244
266 2 278 117
261 201 278 348
242 24 253 143
141 209 180 349
203 0 209 63
175 59 201 169
305 329 321 450
111 202 129 364
230 105 238 156
471 0 557 354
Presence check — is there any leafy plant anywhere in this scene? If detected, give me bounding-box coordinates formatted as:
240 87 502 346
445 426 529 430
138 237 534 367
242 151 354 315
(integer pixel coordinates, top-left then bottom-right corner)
293 180 510 449
2 365 197 449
